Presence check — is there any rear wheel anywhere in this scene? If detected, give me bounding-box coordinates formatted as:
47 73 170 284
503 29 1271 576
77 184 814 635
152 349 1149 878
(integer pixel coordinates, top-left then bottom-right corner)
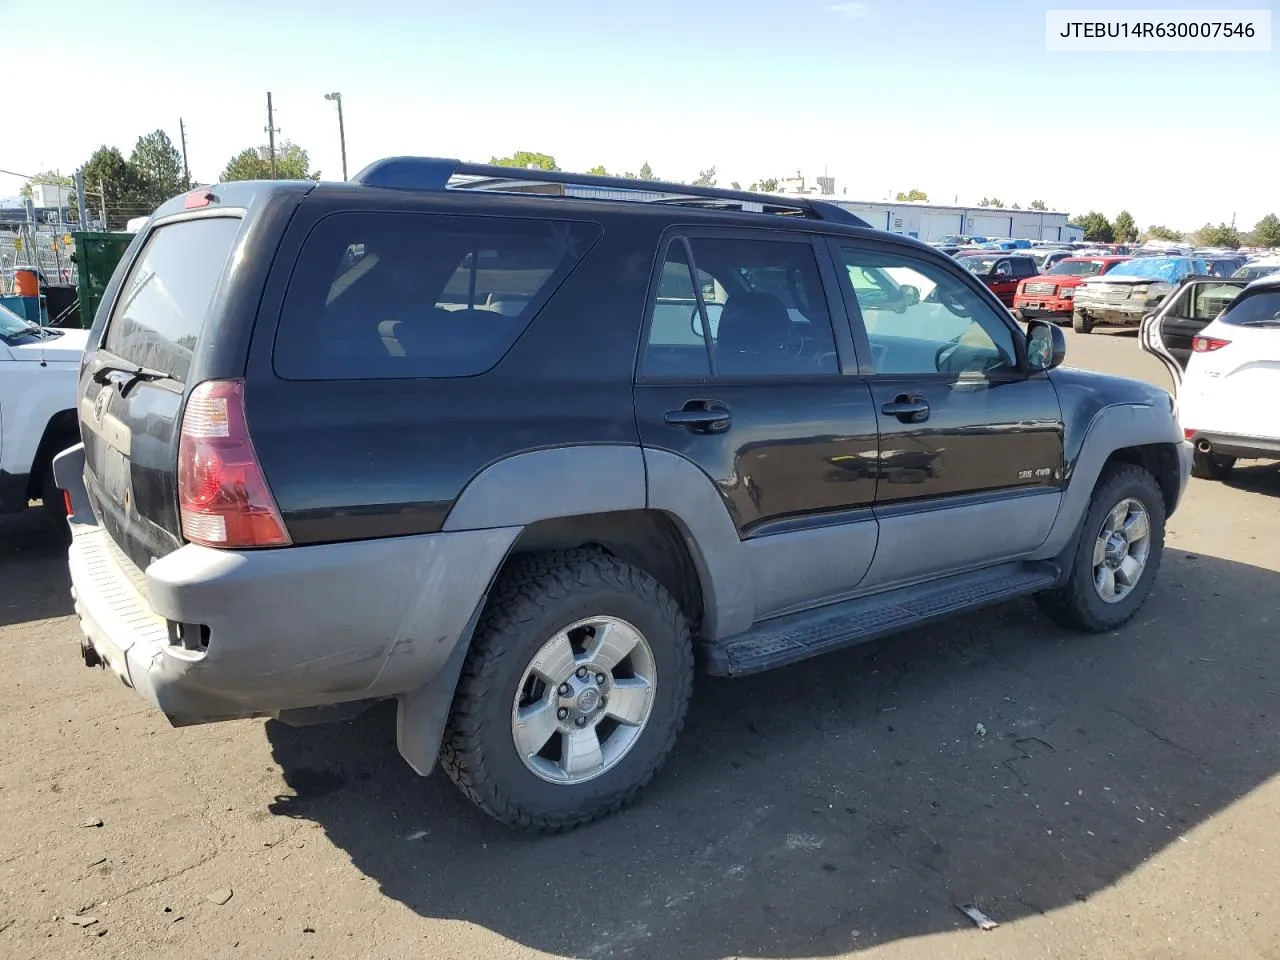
1191 450 1235 481
1072 310 1094 334
1036 464 1165 632
440 550 693 832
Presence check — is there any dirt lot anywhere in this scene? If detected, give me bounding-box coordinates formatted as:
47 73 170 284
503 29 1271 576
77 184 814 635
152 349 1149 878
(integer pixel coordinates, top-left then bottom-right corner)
2 329 1278 960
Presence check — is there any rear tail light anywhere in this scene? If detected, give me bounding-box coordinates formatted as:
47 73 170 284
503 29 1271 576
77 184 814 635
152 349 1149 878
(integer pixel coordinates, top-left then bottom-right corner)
1192 335 1231 353
178 380 290 548
1183 428 1196 439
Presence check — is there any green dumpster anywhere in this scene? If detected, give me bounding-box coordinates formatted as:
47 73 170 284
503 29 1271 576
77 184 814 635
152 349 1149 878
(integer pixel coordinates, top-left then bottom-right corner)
71 231 134 329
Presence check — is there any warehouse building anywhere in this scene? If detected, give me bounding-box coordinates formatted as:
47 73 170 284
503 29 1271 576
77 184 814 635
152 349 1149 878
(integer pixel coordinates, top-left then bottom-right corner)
824 199 1082 243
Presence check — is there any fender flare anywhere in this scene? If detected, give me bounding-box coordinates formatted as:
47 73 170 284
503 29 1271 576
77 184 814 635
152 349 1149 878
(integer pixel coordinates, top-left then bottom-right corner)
1032 402 1185 561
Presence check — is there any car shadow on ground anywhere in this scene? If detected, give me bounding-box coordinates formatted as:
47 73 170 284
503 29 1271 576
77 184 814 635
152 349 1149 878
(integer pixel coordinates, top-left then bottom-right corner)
1223 462 1280 499
264 549 1280 959
0 513 72 628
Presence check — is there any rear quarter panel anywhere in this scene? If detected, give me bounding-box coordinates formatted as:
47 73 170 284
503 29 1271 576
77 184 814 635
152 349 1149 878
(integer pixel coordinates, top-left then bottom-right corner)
244 190 659 544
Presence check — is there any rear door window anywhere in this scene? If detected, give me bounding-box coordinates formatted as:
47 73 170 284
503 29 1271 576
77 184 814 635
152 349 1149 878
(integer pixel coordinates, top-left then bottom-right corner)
102 216 242 384
274 212 600 379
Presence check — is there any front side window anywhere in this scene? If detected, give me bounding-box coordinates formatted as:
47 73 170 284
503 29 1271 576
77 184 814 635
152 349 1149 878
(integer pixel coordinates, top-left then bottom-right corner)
275 212 600 380
839 245 1018 377
642 236 839 379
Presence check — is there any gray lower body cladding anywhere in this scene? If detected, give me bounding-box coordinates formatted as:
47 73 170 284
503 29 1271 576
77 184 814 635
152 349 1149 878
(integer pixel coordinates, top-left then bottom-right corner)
62 466 518 726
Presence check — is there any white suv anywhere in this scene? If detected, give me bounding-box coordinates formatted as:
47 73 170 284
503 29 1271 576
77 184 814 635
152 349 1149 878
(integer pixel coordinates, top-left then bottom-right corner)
0 302 88 524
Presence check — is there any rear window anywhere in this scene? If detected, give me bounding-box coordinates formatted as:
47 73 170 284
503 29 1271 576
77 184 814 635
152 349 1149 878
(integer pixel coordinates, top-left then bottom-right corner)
1219 290 1280 327
103 217 241 383
274 212 600 380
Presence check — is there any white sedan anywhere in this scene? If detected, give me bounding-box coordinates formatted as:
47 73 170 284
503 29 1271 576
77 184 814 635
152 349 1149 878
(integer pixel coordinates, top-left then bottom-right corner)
1174 276 1280 479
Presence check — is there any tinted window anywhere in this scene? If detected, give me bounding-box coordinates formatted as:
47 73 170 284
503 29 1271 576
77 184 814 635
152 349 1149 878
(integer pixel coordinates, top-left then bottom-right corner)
275 212 600 380
1012 257 1038 277
103 217 241 383
839 245 1018 376
643 236 838 379
1220 291 1280 327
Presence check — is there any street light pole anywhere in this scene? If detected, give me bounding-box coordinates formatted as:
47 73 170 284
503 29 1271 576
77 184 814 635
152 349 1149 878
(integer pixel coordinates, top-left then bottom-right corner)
324 92 347 181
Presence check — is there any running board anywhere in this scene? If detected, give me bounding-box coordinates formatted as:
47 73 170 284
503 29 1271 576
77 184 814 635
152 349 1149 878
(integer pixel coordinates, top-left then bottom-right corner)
704 562 1059 677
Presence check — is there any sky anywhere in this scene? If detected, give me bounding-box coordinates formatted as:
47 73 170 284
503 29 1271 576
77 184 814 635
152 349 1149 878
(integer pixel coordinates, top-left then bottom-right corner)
1 0 1276 231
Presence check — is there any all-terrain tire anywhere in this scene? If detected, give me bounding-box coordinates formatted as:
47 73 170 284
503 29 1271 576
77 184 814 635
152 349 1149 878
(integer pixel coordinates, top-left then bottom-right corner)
1191 450 1235 481
440 549 694 832
1035 463 1166 633
1072 310 1094 334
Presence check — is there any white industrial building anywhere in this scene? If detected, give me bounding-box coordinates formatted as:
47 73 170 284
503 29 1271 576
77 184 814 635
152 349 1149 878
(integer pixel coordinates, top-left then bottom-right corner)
822 200 1082 243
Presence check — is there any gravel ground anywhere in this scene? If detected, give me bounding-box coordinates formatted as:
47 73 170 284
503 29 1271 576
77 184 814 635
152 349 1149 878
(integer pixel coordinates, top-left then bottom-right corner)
1 328 1277 960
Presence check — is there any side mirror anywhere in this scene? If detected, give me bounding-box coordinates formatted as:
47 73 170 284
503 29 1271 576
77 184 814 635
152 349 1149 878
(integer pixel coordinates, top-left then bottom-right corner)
899 284 920 308
1026 319 1066 373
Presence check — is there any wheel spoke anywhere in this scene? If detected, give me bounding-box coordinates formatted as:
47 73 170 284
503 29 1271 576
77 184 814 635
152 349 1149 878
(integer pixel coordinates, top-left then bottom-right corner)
561 727 604 777
605 677 652 726
1092 535 1109 567
1123 510 1149 543
1117 554 1144 586
1107 501 1129 533
587 620 641 672
1095 565 1117 600
513 701 560 758
529 631 577 684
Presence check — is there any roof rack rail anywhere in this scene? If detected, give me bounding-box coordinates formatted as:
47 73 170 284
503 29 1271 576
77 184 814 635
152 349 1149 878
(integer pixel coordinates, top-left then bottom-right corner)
350 156 871 228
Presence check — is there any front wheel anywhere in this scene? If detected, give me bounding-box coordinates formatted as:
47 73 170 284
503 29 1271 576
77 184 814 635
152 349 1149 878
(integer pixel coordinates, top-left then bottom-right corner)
440 550 693 832
1072 310 1094 334
1036 464 1166 632
1191 450 1235 481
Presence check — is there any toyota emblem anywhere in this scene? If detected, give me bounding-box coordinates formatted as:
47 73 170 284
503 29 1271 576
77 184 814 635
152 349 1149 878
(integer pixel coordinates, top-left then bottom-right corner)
93 388 110 421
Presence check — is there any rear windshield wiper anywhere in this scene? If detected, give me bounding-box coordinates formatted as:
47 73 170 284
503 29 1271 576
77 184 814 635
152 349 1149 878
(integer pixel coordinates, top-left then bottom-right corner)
92 362 173 395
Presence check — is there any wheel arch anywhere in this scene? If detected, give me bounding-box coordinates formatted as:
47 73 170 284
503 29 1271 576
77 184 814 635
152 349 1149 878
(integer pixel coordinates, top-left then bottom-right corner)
27 408 80 500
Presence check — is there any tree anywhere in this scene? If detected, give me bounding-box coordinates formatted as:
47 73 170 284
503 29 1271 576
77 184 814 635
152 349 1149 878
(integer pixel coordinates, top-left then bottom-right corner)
1249 213 1280 247
1069 211 1114 242
490 151 559 171
20 170 72 200
588 165 608 175
978 197 1004 207
730 181 742 191
1192 222 1241 248
130 129 188 208
692 166 716 187
638 162 655 181
1010 202 1022 210
895 189 928 201
1145 224 1183 242
1029 200 1048 211
221 142 318 182
750 177 779 193
80 145 139 229
1112 210 1138 244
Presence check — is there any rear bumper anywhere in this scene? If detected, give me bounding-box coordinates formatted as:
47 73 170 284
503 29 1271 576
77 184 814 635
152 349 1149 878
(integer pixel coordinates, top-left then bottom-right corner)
1188 431 1280 461
55 445 518 725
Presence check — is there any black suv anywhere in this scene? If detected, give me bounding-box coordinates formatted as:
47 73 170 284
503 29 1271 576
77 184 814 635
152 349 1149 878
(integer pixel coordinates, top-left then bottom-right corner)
56 160 1191 831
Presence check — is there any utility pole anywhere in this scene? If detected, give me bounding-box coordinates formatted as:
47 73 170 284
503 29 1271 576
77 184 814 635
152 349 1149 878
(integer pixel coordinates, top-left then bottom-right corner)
179 117 191 186
74 170 88 231
265 92 279 178
99 178 107 230
324 92 347 180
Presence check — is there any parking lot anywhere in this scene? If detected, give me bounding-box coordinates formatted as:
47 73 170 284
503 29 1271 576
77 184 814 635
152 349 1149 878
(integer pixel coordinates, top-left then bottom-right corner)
1 327 1277 960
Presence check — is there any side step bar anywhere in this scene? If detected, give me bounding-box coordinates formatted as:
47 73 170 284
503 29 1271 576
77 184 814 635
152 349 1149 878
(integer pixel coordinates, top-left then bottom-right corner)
704 562 1060 677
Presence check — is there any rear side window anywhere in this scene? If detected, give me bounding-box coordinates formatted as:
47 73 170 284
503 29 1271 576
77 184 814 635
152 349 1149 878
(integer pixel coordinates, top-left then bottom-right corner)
103 217 241 383
274 212 600 379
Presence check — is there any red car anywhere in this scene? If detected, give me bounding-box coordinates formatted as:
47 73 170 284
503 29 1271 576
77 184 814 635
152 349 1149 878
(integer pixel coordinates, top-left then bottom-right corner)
955 252 1040 306
1014 256 1131 323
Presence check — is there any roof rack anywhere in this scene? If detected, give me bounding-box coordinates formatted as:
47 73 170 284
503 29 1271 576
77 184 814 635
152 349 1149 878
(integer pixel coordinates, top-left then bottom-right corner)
350 157 871 228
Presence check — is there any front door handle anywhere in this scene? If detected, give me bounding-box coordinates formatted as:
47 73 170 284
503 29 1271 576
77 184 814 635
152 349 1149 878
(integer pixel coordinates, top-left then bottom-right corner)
882 395 930 423
664 400 731 433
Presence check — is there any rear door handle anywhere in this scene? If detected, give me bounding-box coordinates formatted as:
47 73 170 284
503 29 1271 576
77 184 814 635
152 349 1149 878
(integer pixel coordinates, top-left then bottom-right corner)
664 401 731 433
881 395 930 423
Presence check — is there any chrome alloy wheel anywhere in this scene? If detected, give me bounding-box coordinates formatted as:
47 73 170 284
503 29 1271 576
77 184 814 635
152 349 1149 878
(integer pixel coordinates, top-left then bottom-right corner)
511 616 657 784
1092 497 1151 604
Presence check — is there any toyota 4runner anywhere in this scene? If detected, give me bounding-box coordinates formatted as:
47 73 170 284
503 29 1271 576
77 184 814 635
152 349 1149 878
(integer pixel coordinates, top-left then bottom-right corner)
56 160 1192 831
